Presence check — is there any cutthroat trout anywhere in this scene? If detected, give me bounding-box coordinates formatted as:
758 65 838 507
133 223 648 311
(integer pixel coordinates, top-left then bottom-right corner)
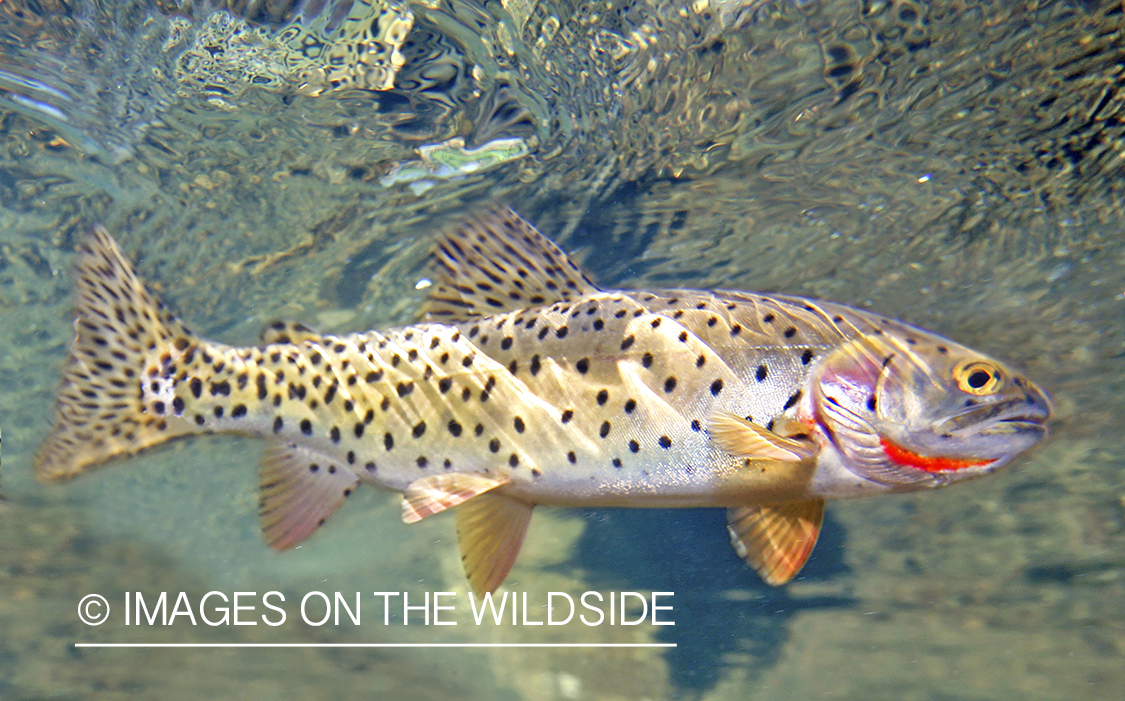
36 207 1051 593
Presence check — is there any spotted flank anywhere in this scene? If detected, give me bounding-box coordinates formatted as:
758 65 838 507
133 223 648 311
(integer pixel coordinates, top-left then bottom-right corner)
36 208 1052 593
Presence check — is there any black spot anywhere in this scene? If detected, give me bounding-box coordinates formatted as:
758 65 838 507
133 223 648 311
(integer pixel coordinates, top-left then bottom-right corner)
273 417 283 433
300 419 312 435
801 350 814 365
330 426 340 443
213 406 224 418
658 436 672 449
194 414 205 425
461 387 472 402
763 313 775 323
257 374 268 399
475 423 485 436
384 432 394 450
707 316 718 327
501 337 513 350
397 381 414 397
576 358 589 374
413 421 427 438
691 419 701 432
784 327 797 338
710 379 723 396
347 451 355 464
508 360 519 374
593 319 604 331
344 399 354 412
153 401 166 415
509 454 519 467
567 451 577 464
462 354 475 368
642 352 653 368
696 355 706 368
489 438 501 453
365 462 376 472
172 397 184 414
867 395 877 411
232 404 247 418
599 421 611 438
628 440 640 453
596 389 608 405
561 409 574 424
615 309 627 318
438 377 452 393
310 352 322 366
624 399 637 414
556 326 569 339
651 318 662 329
678 331 688 342
756 365 768 382
730 324 742 336
621 335 635 351
664 376 677 393
354 423 365 438
612 458 623 468
366 370 383 383
417 456 428 469
190 377 202 398
530 355 541 376
513 416 526 433
309 464 319 473
783 391 802 410
323 385 337 404
448 420 463 437
538 326 550 340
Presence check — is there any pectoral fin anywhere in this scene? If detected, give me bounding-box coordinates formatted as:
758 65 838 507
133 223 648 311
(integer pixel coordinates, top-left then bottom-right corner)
709 411 817 462
401 473 511 523
456 492 534 595
260 442 360 550
727 499 825 586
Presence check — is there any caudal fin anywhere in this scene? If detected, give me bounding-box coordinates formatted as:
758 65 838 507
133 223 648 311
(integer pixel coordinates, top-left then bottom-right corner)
35 227 196 482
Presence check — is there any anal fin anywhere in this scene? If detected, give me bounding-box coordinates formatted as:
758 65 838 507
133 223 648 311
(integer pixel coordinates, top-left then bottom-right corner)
728 499 825 586
456 492 534 595
260 442 360 550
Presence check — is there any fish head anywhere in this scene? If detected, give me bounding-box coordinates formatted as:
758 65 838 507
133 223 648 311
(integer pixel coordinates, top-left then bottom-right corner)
808 322 1051 489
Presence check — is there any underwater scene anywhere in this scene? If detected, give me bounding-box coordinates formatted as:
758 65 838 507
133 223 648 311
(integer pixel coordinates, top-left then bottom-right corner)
1 0 1123 698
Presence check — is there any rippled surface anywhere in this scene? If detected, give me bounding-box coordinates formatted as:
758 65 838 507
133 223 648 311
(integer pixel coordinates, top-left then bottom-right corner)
1 0 1124 699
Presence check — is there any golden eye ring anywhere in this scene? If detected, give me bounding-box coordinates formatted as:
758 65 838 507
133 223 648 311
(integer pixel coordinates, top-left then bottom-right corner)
954 361 1002 395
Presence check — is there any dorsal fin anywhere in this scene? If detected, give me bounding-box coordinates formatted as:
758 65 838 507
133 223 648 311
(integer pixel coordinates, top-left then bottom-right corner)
423 206 601 321
260 320 319 346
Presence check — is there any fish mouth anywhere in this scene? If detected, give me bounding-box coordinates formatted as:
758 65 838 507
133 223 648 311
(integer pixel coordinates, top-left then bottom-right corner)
935 391 1051 438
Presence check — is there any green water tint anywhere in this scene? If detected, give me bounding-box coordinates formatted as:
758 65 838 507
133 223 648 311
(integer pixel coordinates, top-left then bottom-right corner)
1 0 1124 698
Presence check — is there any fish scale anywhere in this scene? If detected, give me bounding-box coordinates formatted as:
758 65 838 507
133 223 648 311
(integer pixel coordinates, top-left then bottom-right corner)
35 206 1051 594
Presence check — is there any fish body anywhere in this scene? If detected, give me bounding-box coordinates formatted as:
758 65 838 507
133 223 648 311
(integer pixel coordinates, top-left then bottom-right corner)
36 208 1051 592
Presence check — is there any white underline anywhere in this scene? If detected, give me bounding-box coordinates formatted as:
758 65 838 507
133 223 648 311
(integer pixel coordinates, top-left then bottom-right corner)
74 642 676 648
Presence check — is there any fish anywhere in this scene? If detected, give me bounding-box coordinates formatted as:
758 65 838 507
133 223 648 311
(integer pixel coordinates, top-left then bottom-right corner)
35 206 1052 593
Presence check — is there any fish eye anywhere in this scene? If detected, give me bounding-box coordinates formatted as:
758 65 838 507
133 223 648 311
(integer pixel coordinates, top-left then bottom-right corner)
954 360 1002 395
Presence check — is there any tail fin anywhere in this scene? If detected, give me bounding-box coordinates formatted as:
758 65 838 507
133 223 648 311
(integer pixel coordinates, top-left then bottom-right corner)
35 227 196 482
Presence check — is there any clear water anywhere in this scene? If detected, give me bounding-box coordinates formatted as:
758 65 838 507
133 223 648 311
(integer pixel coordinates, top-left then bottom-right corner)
1 0 1123 699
